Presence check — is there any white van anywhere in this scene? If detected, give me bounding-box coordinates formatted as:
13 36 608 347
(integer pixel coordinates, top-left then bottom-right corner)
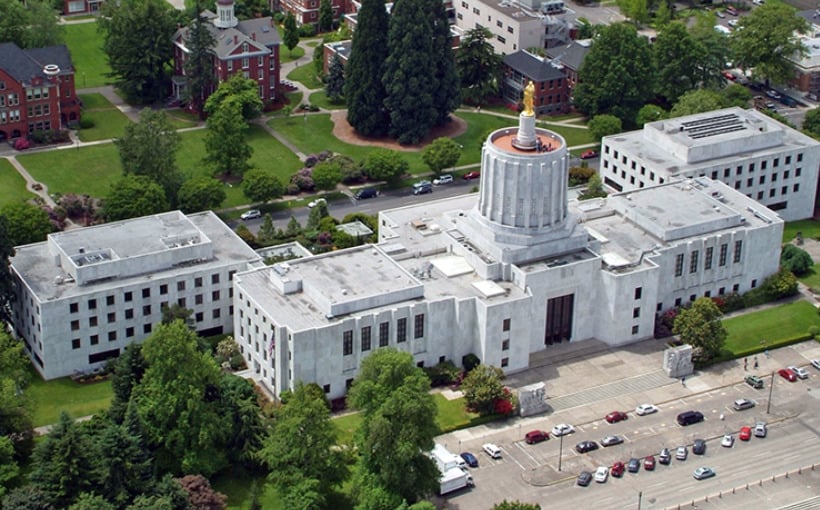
482 443 502 459
714 25 731 35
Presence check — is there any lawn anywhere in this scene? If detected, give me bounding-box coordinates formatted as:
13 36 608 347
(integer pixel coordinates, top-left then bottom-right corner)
308 90 346 110
797 263 820 291
722 300 820 355
77 93 133 142
18 143 123 198
279 46 305 64
782 219 820 243
63 21 111 89
26 367 113 428
287 63 323 90
165 109 201 130
0 159 35 207
212 467 282 510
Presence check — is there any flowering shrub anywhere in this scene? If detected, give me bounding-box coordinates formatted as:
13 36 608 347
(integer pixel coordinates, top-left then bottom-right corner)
290 167 315 191
492 388 517 417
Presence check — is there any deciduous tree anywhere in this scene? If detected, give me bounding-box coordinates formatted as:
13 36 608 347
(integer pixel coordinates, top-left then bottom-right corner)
311 161 342 190
456 27 502 105
422 137 461 175
102 175 169 222
653 22 702 104
804 107 820 139
345 0 390 137
177 177 226 213
460 364 505 416
204 74 264 121
68 493 116 510
0 0 62 49
672 297 727 361
205 98 253 178
689 12 731 91
363 149 408 183
587 114 623 141
242 169 284 203
0 207 14 324
635 104 667 127
722 83 752 108
780 244 813 275
0 202 51 246
0 436 18 498
175 475 227 510
670 89 726 118
492 501 542 510
617 0 649 26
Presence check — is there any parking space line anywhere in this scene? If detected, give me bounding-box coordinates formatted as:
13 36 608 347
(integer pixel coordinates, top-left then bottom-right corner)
513 442 540 469
503 445 528 471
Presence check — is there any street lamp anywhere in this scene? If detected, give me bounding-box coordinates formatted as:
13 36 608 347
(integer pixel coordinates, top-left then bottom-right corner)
766 370 775 414
558 433 564 472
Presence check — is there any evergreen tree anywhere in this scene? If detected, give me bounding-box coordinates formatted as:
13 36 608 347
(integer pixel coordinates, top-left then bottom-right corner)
98 411 154 507
344 0 390 137
0 216 17 325
325 54 345 103
318 0 334 32
184 7 217 119
283 12 299 56
285 216 302 237
257 214 276 244
425 0 460 127
456 27 502 105
109 343 146 424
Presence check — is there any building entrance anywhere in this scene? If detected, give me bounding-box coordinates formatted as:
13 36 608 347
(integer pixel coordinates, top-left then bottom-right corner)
545 293 574 345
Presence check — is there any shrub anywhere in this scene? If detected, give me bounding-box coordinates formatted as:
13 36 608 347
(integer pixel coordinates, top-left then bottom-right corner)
462 353 481 372
290 167 315 191
569 166 596 187
79 117 95 129
809 325 819 338
285 183 300 195
424 360 461 387
229 353 246 370
298 24 315 37
780 244 814 275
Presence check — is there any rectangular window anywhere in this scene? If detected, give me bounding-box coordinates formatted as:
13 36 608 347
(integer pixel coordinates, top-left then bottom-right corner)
72 338 80 350
177 281 185 292
502 318 511 331
143 324 152 334
501 357 509 367
361 326 371 351
796 168 802 177
502 339 510 351
632 307 640 318
379 322 389 347
160 284 168 295
733 240 742 263
343 330 353 355
195 277 203 288
195 312 203 322
88 299 97 310
108 331 117 342
195 294 203 305
719 244 728 267
634 287 642 300
70 302 79 313
689 250 699 274
213 308 221 319
414 314 424 339
631 325 639 335
397 318 407 343
797 153 803 162
90 334 99 345
143 305 151 316
705 247 713 270
242 57 249 68
126 327 134 338
125 308 134 319
177 298 186 308
124 291 133 302
89 316 98 327
212 274 220 284
106 295 115 306
142 288 150 298
674 254 684 277
107 312 115 323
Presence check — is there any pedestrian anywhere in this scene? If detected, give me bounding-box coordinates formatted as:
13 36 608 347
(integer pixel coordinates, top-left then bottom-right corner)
681 376 686 387
744 357 748 371
754 356 759 369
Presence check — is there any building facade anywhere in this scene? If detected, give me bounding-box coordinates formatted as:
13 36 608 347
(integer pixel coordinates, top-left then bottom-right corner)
172 0 281 114
278 0 349 27
600 107 820 221
62 0 103 15
233 109 783 401
0 43 81 141
502 50 570 115
9 211 263 380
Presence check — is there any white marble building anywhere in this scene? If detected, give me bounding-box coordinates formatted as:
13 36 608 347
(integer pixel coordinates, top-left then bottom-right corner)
600 107 820 221
234 109 784 400
9 210 263 379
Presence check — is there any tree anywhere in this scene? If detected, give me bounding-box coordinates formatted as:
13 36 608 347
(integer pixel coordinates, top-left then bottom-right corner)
804 107 820 139
426 0 461 127
344 0 390 137
689 12 731 91
283 12 299 56
573 23 655 125
0 0 62 49
217 374 264 465
0 436 18 499
325 54 345 103
256 214 276 244
285 216 302 237
456 27 502 105
617 0 649 26
319 0 334 32
177 177 226 213
184 10 217 119
780 244 814 275
257 383 348 505
492 501 541 510
587 114 623 142
108 343 146 424
363 149 408 183
306 201 330 231
722 83 753 108
205 98 253 178
242 169 284 203
0 202 51 246
0 216 14 325
125 475 189 510
422 137 461 175
653 22 702 104
731 4 808 85
311 161 343 191
115 109 182 206
204 74 264 121
160 303 194 327
349 349 440 503
653 0 672 27
102 175 169 222
132 321 229 476
578 173 606 200
670 89 726 118
99 0 175 104
460 364 505 416
96 411 154 508
68 493 116 510
635 104 667 127
175 475 227 510
672 297 727 361
2 485 55 510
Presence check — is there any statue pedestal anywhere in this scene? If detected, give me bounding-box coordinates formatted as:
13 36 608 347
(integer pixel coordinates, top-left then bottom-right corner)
512 113 537 150
664 344 694 378
518 382 548 417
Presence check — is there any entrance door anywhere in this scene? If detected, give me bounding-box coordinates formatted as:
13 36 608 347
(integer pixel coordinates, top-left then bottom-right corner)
545 293 574 345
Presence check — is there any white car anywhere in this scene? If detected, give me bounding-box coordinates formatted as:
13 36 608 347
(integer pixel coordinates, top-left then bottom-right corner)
482 443 502 459
433 174 454 185
721 434 734 448
635 404 658 416
811 359 820 370
594 466 609 483
727 19 738 28
307 198 327 208
551 423 575 437
787 365 809 379
240 209 262 220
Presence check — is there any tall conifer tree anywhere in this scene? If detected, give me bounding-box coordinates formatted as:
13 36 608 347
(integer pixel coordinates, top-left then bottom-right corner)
426 0 461 127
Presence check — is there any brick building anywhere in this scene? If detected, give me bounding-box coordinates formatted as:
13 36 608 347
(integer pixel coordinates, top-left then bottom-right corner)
172 0 281 114
502 50 570 115
277 0 350 27
0 43 81 142
62 0 103 16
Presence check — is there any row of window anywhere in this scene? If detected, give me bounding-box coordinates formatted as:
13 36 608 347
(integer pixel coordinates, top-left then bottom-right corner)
342 314 425 355
27 104 51 117
673 241 742 277
25 87 50 101
664 282 746 311
0 110 21 124
1 93 19 106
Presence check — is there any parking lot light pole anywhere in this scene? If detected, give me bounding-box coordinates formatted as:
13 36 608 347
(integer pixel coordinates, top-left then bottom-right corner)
558 433 564 472
637 491 642 510
766 370 775 414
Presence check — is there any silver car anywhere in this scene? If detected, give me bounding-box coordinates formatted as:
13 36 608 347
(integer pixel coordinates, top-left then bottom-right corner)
787 365 809 379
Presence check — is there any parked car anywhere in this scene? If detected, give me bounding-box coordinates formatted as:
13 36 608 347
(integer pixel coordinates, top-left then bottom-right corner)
355 187 379 200
739 426 752 441
676 446 688 460
482 443 502 459
726 5 738 15
644 455 656 471
778 368 797 382
594 466 609 483
577 471 593 486
307 198 327 208
745 374 764 389
412 180 433 195
658 448 671 465
677 410 705 426
733 398 756 411
463 171 481 180
693 466 716 480
754 421 768 438
766 89 782 100
787 365 809 379
723 71 736 81
635 404 658 416
721 434 735 448
811 359 820 370
727 19 739 28
601 435 624 447
693 439 707 455
551 423 574 437
240 209 262 220
460 452 479 468
605 411 628 423
575 441 599 453
611 461 625 477
752 0 764 6
524 430 549 444
715 9 725 18
433 174 453 185
627 458 641 473
580 149 599 159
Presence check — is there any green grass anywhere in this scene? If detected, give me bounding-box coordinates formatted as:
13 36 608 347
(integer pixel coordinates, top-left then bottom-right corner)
212 467 282 510
287 63 323 90
64 21 111 88
77 93 132 142
0 159 35 207
279 46 305 64
308 90 347 110
797 263 820 290
782 219 820 243
165 110 200 130
722 300 820 354
18 143 122 198
285 91 304 108
26 367 113 428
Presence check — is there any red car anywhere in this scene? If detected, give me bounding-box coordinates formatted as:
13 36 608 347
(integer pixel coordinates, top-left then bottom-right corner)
739 426 752 441
726 5 738 15
524 430 549 444
611 461 625 477
644 455 656 471
723 71 736 81
778 368 797 382
580 149 599 159
463 171 481 180
605 411 628 423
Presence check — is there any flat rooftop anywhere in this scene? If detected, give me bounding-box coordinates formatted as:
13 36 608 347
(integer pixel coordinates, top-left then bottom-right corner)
490 127 564 155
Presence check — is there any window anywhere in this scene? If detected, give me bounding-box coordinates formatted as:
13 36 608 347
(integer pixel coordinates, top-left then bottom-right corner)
361 326 371 351
751 279 757 288
88 298 97 310
143 305 151 316
323 384 331 394
160 284 168 295
733 283 740 293
794 183 800 192
142 288 150 298
143 324 152 334
212 274 220 284
497 35 506 43
108 331 117 342
125 309 133 319
785 155 792 165
72 338 81 350
195 312 203 322
195 294 203 305
733 240 742 263
796 168 802 177
106 295 115 306
379 322 389 347
343 330 353 355
177 298 186 308
107 312 115 323
674 254 684 277
631 325 639 335
414 314 425 339
632 307 640 318
212 308 221 319
89 316 98 327
212 290 220 301
634 287 642 300
719 244 728 267
689 250 699 274
797 153 803 162
397 318 407 343
705 247 713 270
502 318 511 331
502 339 510 351
177 281 185 291
195 277 203 288
242 57 249 68
70 302 79 313
125 291 133 302
501 357 509 367
90 334 99 345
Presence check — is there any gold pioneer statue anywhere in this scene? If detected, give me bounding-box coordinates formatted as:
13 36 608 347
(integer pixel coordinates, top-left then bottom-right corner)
523 80 535 116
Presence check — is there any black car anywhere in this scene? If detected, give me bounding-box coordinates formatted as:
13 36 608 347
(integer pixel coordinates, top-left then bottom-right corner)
575 441 599 453
676 410 705 426
355 187 379 200
460 452 478 468
658 448 671 465
693 439 707 455
576 471 593 486
627 458 641 473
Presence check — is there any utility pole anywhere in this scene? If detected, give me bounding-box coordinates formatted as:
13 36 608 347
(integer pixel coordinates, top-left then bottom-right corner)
766 370 775 414
558 433 564 472
638 491 642 510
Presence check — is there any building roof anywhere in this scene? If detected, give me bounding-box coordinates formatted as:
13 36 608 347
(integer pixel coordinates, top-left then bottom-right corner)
174 16 280 60
545 39 591 72
503 50 566 81
0 43 74 84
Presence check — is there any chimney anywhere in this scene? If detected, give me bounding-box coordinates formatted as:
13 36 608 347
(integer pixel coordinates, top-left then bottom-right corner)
234 35 238 44
251 32 256 40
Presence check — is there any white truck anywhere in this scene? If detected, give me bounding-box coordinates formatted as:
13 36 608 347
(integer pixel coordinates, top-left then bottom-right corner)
431 443 465 472
439 466 474 495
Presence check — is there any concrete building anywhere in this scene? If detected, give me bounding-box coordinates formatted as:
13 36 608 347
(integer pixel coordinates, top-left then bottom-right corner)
600 107 820 221
0 43 81 141
9 211 263 380
791 10 820 99
172 0 281 114
234 108 784 401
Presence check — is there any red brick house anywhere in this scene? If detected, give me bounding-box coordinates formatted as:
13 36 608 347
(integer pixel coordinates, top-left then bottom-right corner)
276 0 351 27
62 0 103 16
0 43 81 142
172 0 281 114
502 50 570 116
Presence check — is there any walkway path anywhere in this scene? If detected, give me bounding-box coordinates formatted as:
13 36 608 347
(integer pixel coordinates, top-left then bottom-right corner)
5 155 58 208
